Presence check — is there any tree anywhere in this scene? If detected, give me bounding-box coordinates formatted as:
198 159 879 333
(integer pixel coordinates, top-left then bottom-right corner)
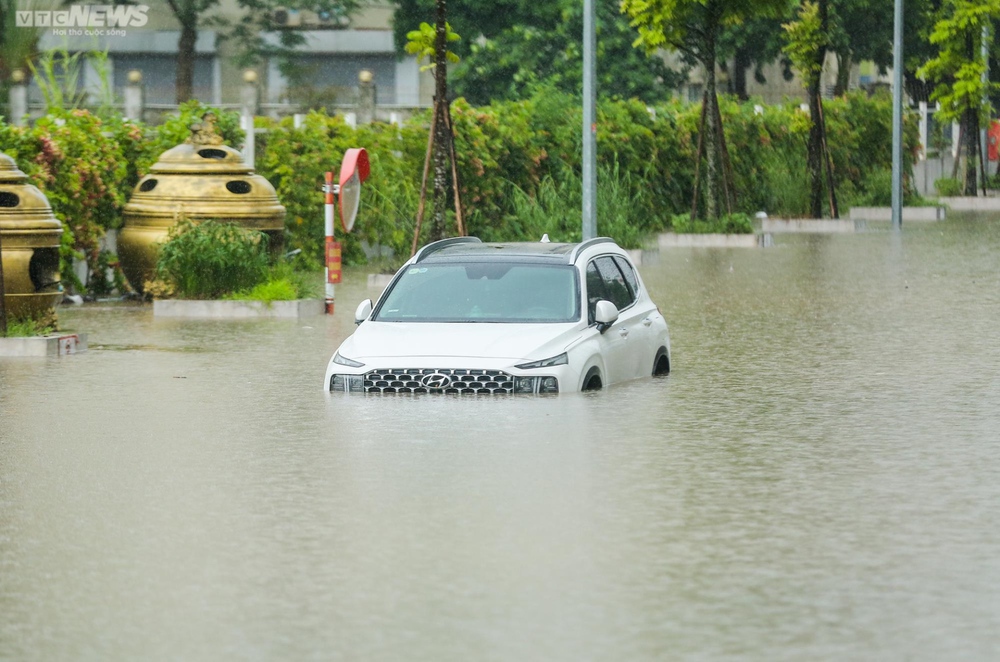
823 0 892 95
901 0 946 103
717 15 790 101
453 1 682 104
392 0 680 105
824 0 940 101
783 0 837 218
391 0 554 56
160 0 218 103
918 0 1000 195
168 0 357 104
621 0 790 220
405 8 464 246
221 0 357 94
0 0 40 83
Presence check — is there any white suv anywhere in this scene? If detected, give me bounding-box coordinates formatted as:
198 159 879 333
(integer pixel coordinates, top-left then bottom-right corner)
325 236 670 394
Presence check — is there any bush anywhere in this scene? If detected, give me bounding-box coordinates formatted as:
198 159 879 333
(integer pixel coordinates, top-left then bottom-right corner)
2 87 922 291
150 101 244 161
153 219 270 299
934 177 962 197
0 109 132 292
255 112 419 268
670 212 755 234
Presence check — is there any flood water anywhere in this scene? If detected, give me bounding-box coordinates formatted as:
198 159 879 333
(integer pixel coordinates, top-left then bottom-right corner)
2 216 999 660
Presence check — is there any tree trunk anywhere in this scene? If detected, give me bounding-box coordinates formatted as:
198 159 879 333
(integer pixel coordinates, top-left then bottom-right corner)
733 49 750 101
817 100 839 218
834 50 850 96
807 0 829 218
807 89 825 218
690 92 708 220
703 51 722 220
962 29 979 196
430 0 449 241
176 20 197 104
411 109 437 255
963 105 979 195
903 71 932 105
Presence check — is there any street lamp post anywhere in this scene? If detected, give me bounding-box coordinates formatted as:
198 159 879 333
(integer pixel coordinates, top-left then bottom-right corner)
891 0 904 230
582 0 597 240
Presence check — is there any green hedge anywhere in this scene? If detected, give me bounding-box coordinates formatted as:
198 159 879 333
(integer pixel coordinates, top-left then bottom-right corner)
1 90 920 294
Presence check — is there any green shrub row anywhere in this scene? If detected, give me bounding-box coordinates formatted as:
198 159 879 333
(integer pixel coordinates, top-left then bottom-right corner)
256 90 920 260
1 91 921 294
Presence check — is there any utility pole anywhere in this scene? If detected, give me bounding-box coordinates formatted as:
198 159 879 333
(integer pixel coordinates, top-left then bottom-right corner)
982 24 991 182
891 0 904 230
582 0 597 240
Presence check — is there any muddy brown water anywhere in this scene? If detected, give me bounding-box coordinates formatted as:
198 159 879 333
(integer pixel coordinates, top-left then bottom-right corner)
2 216 999 660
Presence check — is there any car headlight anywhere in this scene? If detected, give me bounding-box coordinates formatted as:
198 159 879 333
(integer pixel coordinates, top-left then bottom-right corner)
515 352 568 369
330 374 365 392
333 352 365 368
513 376 559 394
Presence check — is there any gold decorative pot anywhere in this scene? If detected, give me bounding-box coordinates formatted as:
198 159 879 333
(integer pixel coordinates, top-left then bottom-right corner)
119 113 286 292
0 152 64 320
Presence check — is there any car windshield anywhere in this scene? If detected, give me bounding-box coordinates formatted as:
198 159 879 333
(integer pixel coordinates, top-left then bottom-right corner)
373 262 580 323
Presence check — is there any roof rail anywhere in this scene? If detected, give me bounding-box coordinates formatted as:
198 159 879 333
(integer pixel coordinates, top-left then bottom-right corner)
414 236 482 263
567 237 615 263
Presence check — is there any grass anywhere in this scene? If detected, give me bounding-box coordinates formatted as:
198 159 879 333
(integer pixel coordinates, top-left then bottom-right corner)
224 263 318 304
1 316 56 338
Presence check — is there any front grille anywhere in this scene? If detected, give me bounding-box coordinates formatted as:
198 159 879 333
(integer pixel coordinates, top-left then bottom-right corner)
363 368 514 394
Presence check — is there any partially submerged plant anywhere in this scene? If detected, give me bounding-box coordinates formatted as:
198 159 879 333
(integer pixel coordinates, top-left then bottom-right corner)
0 312 57 338
224 261 318 303
670 212 754 235
153 218 270 299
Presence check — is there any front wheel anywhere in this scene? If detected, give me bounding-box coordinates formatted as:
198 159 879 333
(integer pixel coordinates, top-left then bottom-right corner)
582 366 603 391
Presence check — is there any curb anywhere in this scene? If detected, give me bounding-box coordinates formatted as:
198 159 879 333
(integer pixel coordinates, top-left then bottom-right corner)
0 333 87 357
153 299 324 319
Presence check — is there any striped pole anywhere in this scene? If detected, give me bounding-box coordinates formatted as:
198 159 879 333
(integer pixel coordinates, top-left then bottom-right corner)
324 171 335 314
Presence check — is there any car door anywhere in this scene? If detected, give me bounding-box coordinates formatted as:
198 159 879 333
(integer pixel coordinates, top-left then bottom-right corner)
587 256 639 384
586 260 625 385
611 254 659 378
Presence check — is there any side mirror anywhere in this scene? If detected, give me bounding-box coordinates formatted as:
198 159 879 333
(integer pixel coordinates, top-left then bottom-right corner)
594 300 618 332
354 299 373 325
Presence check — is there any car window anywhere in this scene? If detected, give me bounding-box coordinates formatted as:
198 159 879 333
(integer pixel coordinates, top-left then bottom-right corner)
374 263 580 323
612 256 640 301
585 262 608 324
594 257 633 311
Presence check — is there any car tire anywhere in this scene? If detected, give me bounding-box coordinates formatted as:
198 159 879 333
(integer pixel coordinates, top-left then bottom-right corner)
582 366 603 391
653 347 670 376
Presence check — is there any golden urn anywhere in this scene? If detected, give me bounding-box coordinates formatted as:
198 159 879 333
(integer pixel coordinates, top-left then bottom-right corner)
0 151 64 319
118 113 286 292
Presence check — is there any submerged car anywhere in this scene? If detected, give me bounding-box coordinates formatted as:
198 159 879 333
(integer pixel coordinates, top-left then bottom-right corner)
325 236 670 394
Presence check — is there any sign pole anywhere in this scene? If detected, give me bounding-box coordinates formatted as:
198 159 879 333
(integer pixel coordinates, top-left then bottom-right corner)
324 171 337 314
322 149 367 315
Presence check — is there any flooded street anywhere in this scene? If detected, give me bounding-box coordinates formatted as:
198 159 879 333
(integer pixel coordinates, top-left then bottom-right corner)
2 216 999 660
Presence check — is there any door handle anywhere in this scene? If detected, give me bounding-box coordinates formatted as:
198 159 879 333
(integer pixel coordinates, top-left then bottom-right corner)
619 328 629 339
642 317 653 327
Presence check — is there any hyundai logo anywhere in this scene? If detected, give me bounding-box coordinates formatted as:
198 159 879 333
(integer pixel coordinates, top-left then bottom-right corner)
421 372 452 389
